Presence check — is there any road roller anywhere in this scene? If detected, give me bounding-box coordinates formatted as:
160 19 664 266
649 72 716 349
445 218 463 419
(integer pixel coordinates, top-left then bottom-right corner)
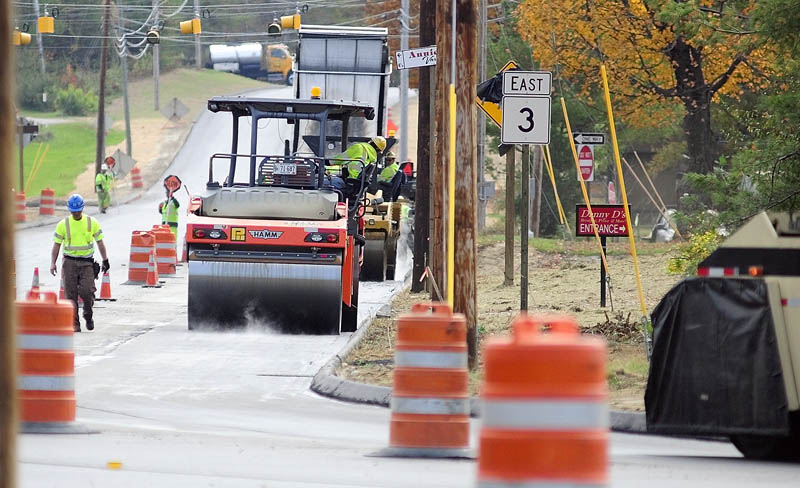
185 97 377 334
646 211 800 459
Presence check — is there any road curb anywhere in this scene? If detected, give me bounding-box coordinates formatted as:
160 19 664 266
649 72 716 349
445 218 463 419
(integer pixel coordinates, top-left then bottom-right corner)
311 297 648 434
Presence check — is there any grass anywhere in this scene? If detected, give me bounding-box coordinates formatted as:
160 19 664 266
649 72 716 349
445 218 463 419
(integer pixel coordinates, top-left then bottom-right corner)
108 68 269 121
18 123 124 197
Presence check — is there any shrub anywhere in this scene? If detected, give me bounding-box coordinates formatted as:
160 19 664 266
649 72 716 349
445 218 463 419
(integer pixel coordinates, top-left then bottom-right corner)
17 73 57 111
667 230 722 275
55 86 98 116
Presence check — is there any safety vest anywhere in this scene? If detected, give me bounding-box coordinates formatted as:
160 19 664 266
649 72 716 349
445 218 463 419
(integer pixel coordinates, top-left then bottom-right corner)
333 142 377 179
161 197 180 227
95 172 113 192
53 216 103 258
379 161 399 183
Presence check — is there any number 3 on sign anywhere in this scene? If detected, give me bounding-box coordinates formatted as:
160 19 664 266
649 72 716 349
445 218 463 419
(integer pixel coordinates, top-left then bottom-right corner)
501 96 551 145
518 107 535 133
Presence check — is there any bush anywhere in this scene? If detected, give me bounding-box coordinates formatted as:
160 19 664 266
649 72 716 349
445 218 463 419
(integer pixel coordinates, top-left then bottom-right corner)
667 230 722 275
55 86 98 116
17 73 57 111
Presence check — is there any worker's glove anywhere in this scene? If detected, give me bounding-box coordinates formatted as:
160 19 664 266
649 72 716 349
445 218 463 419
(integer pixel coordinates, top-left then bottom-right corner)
50 263 57 277
102 259 110 273
158 202 164 213
95 186 102 193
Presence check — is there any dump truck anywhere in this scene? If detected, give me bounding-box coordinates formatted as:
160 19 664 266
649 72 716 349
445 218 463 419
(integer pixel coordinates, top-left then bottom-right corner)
185 97 377 334
292 25 412 281
645 211 800 459
208 43 293 84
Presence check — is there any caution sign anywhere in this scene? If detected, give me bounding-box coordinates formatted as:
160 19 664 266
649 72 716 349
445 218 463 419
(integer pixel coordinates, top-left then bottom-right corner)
475 60 519 128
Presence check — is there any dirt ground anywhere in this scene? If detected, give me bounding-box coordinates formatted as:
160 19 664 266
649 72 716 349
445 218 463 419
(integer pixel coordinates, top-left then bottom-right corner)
340 238 683 411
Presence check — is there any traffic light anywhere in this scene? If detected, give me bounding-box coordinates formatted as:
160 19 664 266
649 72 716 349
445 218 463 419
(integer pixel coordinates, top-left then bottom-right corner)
180 18 202 34
267 13 301 34
13 30 31 46
146 29 160 44
38 15 55 34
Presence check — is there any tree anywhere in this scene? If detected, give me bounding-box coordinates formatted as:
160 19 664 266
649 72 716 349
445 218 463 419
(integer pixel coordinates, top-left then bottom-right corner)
516 0 776 174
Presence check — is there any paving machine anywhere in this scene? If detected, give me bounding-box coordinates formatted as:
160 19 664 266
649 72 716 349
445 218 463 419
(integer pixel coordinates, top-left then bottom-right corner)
185 97 377 334
645 212 800 459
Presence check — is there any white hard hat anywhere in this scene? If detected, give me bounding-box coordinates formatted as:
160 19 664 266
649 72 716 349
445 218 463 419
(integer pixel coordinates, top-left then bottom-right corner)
101 163 109 171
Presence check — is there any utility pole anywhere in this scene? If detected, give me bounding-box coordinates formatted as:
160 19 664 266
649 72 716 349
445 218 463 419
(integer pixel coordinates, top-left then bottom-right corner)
454 0 478 367
476 0 487 230
503 146 515 286
531 143 543 236
194 0 202 68
95 0 111 176
32 0 46 74
399 0 409 162
118 0 132 157
520 145 530 310
432 0 452 299
153 0 160 111
1 1 18 484
412 0 435 293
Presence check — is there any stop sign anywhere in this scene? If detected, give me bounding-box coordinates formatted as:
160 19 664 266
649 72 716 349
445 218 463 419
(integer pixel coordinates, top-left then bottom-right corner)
578 145 594 182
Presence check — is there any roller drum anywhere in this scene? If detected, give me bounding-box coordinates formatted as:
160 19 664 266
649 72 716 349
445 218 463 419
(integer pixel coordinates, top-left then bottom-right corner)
361 238 387 281
188 260 342 334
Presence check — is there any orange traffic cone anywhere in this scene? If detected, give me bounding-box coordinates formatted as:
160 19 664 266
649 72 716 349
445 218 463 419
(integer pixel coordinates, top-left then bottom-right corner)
142 251 162 288
96 271 116 301
59 273 66 300
29 267 41 298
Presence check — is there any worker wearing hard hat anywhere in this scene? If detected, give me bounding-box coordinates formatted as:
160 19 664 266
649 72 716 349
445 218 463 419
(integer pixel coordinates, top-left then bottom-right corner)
378 151 405 201
158 188 180 238
327 136 386 192
95 163 113 214
50 194 109 332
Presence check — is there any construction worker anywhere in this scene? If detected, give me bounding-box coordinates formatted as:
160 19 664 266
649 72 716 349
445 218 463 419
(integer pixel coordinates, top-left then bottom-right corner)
378 151 405 201
50 194 109 332
158 189 180 238
95 163 113 214
327 136 386 193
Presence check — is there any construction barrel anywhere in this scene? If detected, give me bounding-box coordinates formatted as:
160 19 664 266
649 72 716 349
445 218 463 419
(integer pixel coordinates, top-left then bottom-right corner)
126 231 156 284
39 188 55 216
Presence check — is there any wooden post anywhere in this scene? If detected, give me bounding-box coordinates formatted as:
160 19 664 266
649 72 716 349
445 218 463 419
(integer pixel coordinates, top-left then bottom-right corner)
412 0 436 293
454 0 478 368
1 0 18 483
503 146 515 286
520 145 530 311
432 0 452 299
531 144 543 237
95 0 111 176
17 120 23 191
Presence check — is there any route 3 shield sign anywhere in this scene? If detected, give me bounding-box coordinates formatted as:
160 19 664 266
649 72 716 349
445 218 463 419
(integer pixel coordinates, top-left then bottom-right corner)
501 96 551 145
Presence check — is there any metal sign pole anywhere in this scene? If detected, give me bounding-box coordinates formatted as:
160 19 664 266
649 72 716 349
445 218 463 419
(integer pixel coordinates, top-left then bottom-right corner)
521 144 530 311
600 235 607 307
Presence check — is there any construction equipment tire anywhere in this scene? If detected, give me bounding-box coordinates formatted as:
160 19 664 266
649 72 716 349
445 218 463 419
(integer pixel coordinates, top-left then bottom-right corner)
385 235 398 281
361 238 386 282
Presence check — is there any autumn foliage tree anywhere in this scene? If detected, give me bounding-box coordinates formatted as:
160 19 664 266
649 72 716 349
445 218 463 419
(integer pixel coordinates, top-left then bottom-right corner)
516 0 775 173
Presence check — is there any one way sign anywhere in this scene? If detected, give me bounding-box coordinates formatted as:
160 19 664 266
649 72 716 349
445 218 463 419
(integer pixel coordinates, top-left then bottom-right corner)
572 132 605 145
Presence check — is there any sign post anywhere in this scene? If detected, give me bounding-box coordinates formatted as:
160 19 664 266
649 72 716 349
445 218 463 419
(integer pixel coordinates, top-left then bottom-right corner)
576 204 630 307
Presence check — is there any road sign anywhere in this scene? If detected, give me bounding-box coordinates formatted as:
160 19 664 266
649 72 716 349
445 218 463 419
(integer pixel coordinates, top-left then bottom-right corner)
608 181 617 204
572 132 605 145
161 97 190 121
110 148 136 179
395 45 437 70
578 144 594 182
502 71 551 97
478 181 496 201
501 96 551 145
475 60 518 127
575 204 630 237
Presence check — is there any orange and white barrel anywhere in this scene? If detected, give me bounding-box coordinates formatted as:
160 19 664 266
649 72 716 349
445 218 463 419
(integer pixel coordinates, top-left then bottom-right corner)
130 166 143 189
126 231 155 284
151 226 177 275
39 187 55 216
387 303 471 457
17 292 76 425
478 314 608 487
15 192 26 223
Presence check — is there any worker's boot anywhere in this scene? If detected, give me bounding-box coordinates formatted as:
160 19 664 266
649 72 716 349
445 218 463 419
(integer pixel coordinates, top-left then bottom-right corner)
73 316 81 333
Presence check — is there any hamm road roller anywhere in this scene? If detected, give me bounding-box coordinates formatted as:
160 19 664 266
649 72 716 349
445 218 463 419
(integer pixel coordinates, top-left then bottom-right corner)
646 212 800 459
185 97 377 334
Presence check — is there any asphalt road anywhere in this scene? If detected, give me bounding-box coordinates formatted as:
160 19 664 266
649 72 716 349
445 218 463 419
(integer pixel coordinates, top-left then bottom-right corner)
13 86 800 487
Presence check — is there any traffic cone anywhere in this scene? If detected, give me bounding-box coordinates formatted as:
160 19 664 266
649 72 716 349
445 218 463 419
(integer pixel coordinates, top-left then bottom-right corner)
29 267 41 298
58 273 66 300
142 251 162 288
96 271 116 301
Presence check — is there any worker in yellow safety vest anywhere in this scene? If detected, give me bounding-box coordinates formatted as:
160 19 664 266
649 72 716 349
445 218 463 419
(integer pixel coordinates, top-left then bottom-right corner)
378 151 406 201
95 163 113 213
327 136 386 194
158 189 180 238
50 194 109 332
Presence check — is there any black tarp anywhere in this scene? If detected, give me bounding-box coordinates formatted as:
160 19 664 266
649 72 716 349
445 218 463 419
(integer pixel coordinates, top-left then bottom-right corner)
645 278 791 436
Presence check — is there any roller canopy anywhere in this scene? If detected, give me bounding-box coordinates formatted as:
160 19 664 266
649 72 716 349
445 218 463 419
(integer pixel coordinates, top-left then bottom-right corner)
207 97 375 121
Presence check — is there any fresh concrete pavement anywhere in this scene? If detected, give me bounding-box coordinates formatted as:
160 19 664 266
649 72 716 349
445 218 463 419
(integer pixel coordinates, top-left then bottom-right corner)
13 85 800 487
